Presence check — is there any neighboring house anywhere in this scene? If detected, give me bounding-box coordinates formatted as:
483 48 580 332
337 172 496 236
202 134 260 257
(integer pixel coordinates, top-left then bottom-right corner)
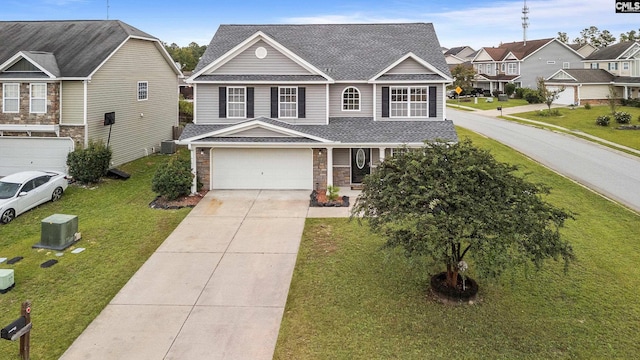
545 41 640 105
444 46 476 65
178 23 457 192
471 38 584 93
0 20 181 176
568 43 598 58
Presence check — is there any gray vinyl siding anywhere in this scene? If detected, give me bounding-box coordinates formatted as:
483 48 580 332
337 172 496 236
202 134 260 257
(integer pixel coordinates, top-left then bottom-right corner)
60 80 84 125
329 83 373 117
374 83 443 121
195 84 326 125
387 58 430 74
519 42 584 88
86 39 178 167
214 40 310 75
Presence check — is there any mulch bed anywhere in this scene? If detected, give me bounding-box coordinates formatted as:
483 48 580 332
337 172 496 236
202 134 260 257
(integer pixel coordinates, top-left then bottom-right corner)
149 192 206 209
309 190 350 207
429 272 479 305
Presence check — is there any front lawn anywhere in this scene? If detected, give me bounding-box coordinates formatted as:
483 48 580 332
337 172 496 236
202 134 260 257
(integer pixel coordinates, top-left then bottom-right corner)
0 153 190 359
275 127 640 359
511 105 640 151
447 97 530 110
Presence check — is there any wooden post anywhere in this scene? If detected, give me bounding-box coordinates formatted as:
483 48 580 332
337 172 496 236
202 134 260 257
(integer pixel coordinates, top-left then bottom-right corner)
19 301 31 360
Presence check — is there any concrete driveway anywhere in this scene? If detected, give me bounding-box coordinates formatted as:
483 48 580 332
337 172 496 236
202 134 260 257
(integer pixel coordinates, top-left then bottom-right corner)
61 190 322 360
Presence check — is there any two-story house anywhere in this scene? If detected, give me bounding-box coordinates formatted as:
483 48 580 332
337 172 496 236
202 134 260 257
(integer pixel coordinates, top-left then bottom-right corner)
545 41 640 105
178 23 457 192
471 38 584 94
0 20 181 176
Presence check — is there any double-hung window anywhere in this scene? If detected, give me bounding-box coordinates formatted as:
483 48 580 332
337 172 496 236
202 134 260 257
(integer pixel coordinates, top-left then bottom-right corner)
279 87 297 118
2 83 19 113
30 83 47 113
608 62 618 71
227 87 246 118
590 63 599 69
137 81 148 101
390 86 428 118
507 63 517 75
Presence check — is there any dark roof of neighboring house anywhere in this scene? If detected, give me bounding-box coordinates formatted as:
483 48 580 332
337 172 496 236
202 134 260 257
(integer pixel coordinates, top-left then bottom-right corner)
194 23 451 81
585 41 639 60
481 38 555 61
546 69 614 83
180 117 458 144
444 46 473 56
0 20 156 77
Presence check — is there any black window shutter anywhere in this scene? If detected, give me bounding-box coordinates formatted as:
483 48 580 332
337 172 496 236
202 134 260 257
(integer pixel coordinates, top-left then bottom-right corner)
428 86 437 118
219 87 226 118
298 87 306 118
247 87 254 118
381 87 389 118
270 87 278 118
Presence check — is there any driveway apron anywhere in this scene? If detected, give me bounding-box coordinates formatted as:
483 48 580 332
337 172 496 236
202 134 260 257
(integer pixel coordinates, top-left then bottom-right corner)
60 190 310 360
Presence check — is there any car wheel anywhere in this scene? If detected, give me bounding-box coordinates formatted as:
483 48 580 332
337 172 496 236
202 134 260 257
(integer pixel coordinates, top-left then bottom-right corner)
1 209 15 224
52 187 64 202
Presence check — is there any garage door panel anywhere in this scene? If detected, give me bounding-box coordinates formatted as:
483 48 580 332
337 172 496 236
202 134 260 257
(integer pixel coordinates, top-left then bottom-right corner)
549 86 575 105
0 137 74 176
212 148 312 190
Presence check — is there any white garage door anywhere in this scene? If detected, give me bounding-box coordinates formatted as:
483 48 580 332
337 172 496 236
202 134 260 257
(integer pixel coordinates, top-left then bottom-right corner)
550 86 575 105
211 148 312 189
0 137 74 176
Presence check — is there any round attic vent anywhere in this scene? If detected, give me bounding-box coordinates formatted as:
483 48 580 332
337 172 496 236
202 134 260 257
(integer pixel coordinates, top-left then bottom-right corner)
255 46 267 59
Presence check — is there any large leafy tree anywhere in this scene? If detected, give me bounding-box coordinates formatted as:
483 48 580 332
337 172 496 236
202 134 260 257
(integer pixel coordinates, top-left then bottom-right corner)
164 42 207 71
351 140 574 289
450 64 476 93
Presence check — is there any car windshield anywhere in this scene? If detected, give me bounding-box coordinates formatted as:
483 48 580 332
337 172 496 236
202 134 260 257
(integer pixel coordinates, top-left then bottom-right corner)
0 181 21 199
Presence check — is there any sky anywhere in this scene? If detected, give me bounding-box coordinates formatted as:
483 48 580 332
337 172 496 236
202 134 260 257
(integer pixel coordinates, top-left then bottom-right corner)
2 0 639 50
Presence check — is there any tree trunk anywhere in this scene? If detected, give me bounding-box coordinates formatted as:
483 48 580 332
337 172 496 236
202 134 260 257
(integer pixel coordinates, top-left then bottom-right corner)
445 265 459 288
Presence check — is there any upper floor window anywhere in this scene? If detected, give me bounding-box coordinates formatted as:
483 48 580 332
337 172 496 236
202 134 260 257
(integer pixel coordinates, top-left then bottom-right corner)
2 83 19 113
227 87 246 118
476 64 483 73
137 81 148 101
390 86 427 118
279 87 297 118
501 63 506 72
507 63 517 75
30 83 46 113
623 62 630 70
342 87 360 111
608 62 618 71
563 62 570 69
590 63 599 69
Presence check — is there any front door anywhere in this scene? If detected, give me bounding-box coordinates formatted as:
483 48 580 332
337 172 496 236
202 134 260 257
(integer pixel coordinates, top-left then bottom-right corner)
351 148 371 184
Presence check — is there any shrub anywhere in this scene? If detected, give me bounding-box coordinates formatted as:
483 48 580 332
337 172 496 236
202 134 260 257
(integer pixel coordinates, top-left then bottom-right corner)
327 185 340 202
614 111 632 124
505 83 517 97
514 87 526 99
584 103 592 110
152 156 194 200
537 109 562 117
595 115 610 126
522 88 543 104
66 140 112 184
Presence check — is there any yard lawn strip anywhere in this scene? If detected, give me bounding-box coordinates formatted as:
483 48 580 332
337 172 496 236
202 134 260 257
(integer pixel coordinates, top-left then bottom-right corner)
447 97 530 111
0 153 190 359
275 127 640 359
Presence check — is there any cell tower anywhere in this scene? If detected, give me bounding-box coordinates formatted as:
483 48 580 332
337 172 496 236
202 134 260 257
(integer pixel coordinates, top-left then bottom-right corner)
522 0 529 45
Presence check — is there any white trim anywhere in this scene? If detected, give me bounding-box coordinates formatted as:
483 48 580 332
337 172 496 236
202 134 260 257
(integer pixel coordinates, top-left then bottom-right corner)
189 31 333 82
83 79 88 146
29 83 47 114
2 83 20 113
368 52 452 82
137 81 149 101
278 86 298 119
0 124 60 136
341 86 361 111
0 51 57 78
372 84 377 121
325 84 330 125
226 86 247 119
193 84 198 124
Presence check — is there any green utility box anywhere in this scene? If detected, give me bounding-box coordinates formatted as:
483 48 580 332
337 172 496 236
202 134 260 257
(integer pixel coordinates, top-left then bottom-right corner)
0 269 15 293
34 214 79 251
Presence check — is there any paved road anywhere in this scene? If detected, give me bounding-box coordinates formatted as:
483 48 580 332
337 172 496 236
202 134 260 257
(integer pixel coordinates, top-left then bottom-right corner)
449 108 640 213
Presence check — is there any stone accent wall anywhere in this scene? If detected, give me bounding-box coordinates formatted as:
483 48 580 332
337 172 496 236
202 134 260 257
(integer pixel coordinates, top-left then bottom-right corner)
312 148 327 191
59 126 85 148
333 166 351 186
582 99 617 106
196 148 211 191
0 82 60 124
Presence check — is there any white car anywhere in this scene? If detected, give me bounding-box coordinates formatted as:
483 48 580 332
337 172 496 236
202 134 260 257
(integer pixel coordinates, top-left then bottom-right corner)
0 171 69 224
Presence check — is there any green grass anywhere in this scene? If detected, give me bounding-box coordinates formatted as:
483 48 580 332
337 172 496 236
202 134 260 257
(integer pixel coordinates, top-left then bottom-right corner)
447 97 530 110
275 127 640 359
511 105 640 151
0 153 190 359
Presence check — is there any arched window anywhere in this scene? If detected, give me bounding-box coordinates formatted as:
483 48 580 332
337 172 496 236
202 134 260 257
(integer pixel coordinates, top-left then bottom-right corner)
342 87 360 111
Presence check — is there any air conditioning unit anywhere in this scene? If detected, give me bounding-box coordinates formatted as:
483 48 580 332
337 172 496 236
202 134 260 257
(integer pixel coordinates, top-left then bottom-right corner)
161 140 176 154
0 269 15 293
34 214 79 251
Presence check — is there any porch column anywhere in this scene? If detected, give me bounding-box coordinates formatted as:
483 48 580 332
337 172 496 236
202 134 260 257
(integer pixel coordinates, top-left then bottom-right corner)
379 147 386 164
326 147 334 189
190 146 197 193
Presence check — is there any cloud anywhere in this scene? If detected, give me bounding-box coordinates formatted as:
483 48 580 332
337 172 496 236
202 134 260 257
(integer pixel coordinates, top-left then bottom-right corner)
42 0 87 5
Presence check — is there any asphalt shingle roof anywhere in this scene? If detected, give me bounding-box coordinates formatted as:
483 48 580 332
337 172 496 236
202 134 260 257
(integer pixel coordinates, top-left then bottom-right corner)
194 23 451 81
0 20 156 77
585 41 638 60
180 117 458 144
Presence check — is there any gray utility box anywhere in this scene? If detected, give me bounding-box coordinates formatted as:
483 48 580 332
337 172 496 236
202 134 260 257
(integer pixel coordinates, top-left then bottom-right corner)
34 214 79 251
0 269 15 293
161 140 176 154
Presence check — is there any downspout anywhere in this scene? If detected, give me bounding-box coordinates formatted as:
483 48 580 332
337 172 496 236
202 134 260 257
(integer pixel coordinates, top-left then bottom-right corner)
83 79 89 148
